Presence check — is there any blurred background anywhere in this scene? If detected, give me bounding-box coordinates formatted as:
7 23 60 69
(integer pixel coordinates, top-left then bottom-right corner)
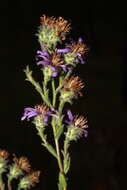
1 0 127 189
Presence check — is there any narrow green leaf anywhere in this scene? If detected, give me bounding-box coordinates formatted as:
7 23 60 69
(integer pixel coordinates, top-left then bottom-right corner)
64 153 71 174
43 143 57 158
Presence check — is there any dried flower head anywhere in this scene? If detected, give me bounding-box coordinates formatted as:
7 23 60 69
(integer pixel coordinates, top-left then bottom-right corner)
55 17 71 36
63 76 84 96
51 52 64 67
0 149 9 174
69 40 89 55
27 171 40 187
13 155 31 172
40 15 71 39
21 104 50 121
36 49 67 77
73 115 88 129
18 170 40 189
0 149 9 160
34 104 50 116
40 15 56 27
66 110 88 140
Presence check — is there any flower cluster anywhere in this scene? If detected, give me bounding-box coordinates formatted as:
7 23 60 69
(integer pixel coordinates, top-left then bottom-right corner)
21 14 89 190
0 148 40 190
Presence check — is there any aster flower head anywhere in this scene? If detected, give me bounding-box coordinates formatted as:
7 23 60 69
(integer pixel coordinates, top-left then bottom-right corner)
8 155 31 180
36 48 68 78
0 149 9 174
65 110 88 141
57 38 89 66
21 104 57 127
13 155 31 173
60 76 84 102
38 15 71 47
18 170 40 189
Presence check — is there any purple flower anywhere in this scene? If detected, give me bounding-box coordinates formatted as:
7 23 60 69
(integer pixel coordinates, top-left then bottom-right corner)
66 110 88 137
36 49 68 77
57 48 71 54
21 104 58 124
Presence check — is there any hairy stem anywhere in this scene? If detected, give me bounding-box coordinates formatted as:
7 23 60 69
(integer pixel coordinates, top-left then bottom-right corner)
7 178 12 190
0 174 5 190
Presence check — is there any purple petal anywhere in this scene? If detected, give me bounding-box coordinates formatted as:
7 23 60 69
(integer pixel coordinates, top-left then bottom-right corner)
27 112 38 119
50 113 59 118
21 115 27 121
60 65 68 71
52 71 58 77
36 61 50 66
51 66 57 71
43 115 49 123
57 48 71 53
83 130 88 137
37 50 50 58
67 110 74 121
78 37 84 43
24 107 36 112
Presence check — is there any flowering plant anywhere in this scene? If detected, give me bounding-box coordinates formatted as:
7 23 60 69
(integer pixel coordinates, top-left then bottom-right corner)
0 148 40 190
21 15 89 190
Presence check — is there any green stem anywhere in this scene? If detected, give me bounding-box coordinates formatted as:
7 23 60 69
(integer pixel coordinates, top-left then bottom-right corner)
0 174 5 190
58 100 65 115
52 118 63 173
7 178 12 190
52 80 56 107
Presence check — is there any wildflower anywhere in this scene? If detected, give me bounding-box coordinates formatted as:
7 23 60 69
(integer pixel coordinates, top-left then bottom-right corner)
13 155 31 173
18 170 40 189
60 76 84 102
40 15 71 39
21 104 57 127
0 149 9 174
8 155 31 180
57 38 89 65
38 15 71 47
36 49 67 77
65 110 88 141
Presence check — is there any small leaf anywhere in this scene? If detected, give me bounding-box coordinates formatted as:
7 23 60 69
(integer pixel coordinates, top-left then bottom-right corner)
43 143 57 158
64 153 71 174
55 125 63 140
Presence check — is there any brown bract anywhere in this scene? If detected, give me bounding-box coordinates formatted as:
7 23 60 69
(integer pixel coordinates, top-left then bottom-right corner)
64 76 84 96
40 15 71 37
34 104 49 116
55 17 71 34
40 15 56 27
51 53 64 67
0 149 9 159
71 41 89 54
13 155 31 172
73 115 88 129
27 171 40 187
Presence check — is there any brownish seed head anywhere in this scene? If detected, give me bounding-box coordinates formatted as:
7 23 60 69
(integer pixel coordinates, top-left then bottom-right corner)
64 76 84 94
51 53 64 67
40 15 71 37
55 17 71 34
40 15 56 27
73 115 88 129
0 149 9 159
71 41 89 54
27 171 41 187
13 155 31 172
34 104 49 116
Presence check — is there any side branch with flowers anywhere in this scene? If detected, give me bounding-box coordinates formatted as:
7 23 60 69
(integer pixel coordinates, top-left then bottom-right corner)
21 14 89 190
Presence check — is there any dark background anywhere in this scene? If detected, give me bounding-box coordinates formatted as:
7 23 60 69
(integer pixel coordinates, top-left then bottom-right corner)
1 1 127 189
